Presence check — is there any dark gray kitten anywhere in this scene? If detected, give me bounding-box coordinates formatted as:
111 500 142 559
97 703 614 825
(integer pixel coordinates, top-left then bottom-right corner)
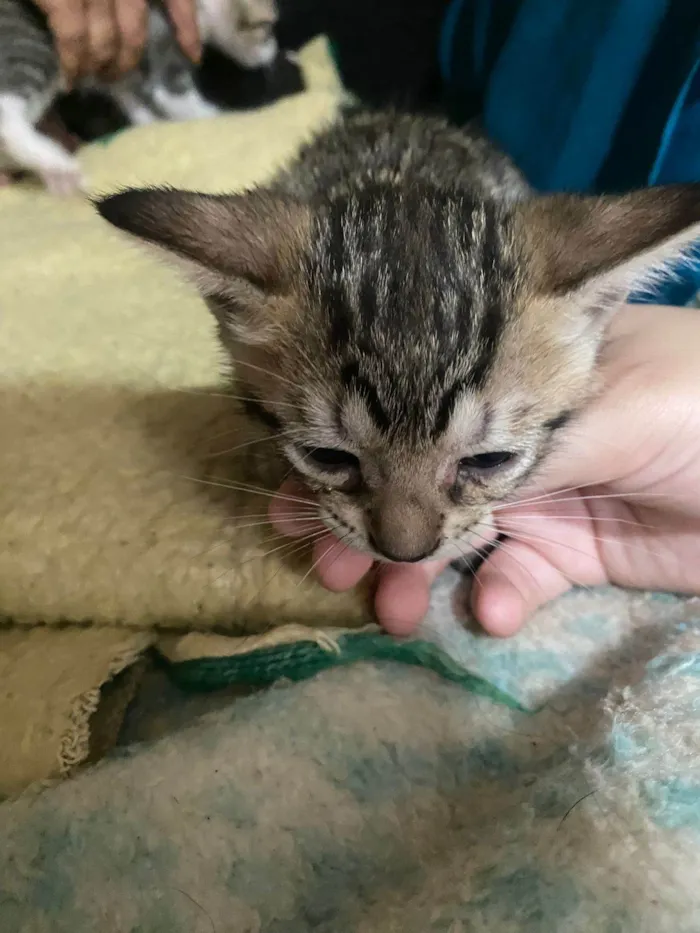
0 0 277 194
96 108 700 564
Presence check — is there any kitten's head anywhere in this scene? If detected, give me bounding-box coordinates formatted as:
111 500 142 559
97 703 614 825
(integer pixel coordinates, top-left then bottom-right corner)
199 0 278 69
96 181 700 563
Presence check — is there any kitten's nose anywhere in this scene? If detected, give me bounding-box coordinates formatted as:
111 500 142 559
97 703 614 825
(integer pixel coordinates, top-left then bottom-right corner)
368 499 442 563
368 535 438 563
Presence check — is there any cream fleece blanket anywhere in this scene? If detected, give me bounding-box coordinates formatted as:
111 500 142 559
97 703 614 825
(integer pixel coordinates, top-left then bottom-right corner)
0 39 372 795
1 39 368 632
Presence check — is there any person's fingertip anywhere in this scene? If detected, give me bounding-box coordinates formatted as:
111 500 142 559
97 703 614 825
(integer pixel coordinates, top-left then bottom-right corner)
167 2 201 62
471 581 526 637
113 45 139 79
185 38 202 64
310 536 372 591
113 0 148 77
278 477 310 498
59 53 78 88
473 542 576 636
268 500 318 538
374 565 432 635
180 26 202 62
268 480 316 536
421 557 451 584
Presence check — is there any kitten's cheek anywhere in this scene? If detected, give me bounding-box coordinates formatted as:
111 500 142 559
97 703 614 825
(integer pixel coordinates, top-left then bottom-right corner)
313 536 373 591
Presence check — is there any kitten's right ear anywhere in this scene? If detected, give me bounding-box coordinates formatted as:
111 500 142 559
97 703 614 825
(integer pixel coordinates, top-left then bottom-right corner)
95 187 311 343
518 183 700 316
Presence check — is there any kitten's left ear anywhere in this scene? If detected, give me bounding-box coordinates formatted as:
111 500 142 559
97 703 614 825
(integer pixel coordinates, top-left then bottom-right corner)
518 183 700 317
95 187 311 343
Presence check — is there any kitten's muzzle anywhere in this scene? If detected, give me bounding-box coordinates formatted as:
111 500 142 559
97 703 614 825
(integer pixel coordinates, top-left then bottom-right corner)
367 494 442 563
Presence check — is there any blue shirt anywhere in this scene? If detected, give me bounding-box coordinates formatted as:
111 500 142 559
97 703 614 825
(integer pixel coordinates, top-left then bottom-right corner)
440 0 700 305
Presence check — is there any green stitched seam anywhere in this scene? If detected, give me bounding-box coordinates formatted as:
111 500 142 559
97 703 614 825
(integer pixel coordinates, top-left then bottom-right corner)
161 632 528 712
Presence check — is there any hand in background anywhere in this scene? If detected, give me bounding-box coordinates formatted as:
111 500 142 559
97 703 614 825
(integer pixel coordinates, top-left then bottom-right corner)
271 305 700 636
35 0 201 85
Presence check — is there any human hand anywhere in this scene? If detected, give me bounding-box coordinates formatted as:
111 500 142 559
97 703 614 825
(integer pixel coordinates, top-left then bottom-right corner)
270 304 700 636
35 0 200 86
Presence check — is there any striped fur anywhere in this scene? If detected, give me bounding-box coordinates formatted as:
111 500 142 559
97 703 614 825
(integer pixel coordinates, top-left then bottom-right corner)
0 0 58 105
95 110 700 563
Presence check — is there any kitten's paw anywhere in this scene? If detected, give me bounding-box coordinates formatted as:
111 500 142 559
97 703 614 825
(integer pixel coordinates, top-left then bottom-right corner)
151 86 222 122
39 160 85 196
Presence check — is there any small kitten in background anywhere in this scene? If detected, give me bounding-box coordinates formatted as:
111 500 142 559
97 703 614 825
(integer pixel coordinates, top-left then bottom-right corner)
0 0 278 194
96 108 700 566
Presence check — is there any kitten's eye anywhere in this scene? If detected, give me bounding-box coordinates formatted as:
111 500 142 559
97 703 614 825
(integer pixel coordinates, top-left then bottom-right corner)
459 451 515 471
304 447 360 470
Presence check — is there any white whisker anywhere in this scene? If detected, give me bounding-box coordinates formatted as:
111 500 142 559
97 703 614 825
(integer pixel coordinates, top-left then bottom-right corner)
230 515 324 534
180 474 314 505
449 538 485 592
495 491 668 512
476 532 551 598
497 519 668 564
295 531 349 588
217 509 321 521
227 356 299 390
204 428 297 459
212 525 338 584
496 513 652 530
174 387 295 407
192 513 322 562
500 480 612 510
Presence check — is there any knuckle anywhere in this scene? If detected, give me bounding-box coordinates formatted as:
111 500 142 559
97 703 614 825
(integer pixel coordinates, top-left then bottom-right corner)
118 51 140 76
53 22 84 46
121 24 145 54
91 32 118 67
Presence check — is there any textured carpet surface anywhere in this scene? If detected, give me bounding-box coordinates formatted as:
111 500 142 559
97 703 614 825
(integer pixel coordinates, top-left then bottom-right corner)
2 587 699 932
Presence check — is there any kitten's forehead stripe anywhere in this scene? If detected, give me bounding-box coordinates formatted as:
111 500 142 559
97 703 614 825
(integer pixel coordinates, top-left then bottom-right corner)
432 382 467 439
341 362 391 433
464 207 514 389
319 206 353 350
309 184 516 440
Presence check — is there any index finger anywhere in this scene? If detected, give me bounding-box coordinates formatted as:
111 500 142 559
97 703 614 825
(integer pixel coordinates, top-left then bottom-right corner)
46 4 87 86
113 0 148 78
163 0 201 63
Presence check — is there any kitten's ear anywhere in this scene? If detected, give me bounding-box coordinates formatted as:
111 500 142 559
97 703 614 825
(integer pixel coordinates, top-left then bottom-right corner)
95 187 310 343
519 184 700 314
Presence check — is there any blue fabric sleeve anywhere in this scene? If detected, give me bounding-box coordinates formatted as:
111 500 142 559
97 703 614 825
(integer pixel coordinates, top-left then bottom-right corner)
441 0 700 305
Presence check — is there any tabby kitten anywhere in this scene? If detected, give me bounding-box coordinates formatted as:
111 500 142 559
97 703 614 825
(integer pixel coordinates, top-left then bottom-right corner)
0 0 277 194
96 108 700 565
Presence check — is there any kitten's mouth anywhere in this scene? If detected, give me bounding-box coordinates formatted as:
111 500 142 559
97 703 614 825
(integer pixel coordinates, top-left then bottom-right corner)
315 510 499 567
366 534 440 564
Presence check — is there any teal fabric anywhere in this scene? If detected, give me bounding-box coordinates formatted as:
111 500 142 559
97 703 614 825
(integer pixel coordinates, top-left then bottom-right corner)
166 632 527 711
440 0 700 305
2 585 700 931
460 0 669 192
